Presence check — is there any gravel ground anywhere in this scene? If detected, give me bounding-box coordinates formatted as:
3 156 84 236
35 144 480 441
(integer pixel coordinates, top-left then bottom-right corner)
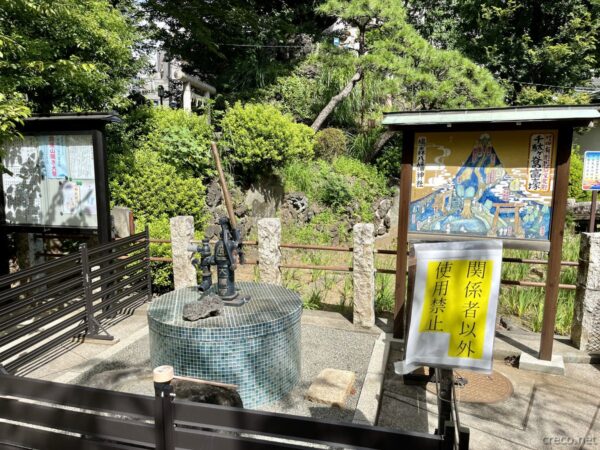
73 323 378 423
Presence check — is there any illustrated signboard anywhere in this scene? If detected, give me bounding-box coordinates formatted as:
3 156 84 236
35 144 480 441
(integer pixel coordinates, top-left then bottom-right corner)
396 240 502 374
582 151 600 191
410 130 557 243
1 134 98 228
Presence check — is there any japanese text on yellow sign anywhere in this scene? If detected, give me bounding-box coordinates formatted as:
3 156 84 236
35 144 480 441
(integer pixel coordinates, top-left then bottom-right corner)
419 260 493 359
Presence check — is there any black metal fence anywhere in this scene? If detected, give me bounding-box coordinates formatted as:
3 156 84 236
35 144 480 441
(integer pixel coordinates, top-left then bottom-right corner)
0 230 151 373
0 373 467 450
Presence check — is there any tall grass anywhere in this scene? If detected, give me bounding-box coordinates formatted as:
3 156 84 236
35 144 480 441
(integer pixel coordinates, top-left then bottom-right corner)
498 225 579 335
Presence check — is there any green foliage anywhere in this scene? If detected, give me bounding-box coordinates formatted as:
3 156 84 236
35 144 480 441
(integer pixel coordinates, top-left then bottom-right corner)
515 87 591 106
0 0 144 113
137 216 173 292
143 0 326 95
405 0 600 97
320 174 353 210
0 93 30 172
569 149 591 201
374 134 403 179
282 155 389 221
109 149 210 227
259 70 319 123
220 102 315 179
498 226 580 335
143 107 213 177
314 128 347 161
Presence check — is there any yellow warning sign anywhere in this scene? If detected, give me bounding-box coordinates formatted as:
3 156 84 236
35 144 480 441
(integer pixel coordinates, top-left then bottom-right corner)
418 260 493 359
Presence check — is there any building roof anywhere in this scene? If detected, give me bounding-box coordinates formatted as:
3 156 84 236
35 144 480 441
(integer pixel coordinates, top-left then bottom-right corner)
26 112 121 123
382 105 600 127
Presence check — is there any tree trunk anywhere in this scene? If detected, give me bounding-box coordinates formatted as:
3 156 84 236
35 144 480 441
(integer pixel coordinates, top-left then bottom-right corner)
367 130 397 162
311 69 362 132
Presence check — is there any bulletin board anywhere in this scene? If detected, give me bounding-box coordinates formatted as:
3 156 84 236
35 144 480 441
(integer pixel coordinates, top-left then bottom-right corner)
2 133 98 229
409 130 557 244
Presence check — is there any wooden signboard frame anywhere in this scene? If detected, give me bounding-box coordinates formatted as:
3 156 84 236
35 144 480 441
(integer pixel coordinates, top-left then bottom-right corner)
384 106 600 361
0 113 119 274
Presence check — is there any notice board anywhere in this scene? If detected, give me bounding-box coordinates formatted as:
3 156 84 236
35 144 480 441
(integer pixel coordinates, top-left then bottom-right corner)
409 130 557 244
2 134 98 228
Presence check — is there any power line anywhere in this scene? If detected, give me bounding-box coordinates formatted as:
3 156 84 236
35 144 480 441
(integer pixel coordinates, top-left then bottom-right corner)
499 78 598 92
216 43 311 48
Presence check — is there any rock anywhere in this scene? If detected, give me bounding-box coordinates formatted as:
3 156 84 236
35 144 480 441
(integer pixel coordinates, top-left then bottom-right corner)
377 198 393 217
183 295 224 321
383 215 391 228
173 380 243 407
205 224 221 240
306 369 356 408
376 226 386 236
206 179 222 208
285 192 308 214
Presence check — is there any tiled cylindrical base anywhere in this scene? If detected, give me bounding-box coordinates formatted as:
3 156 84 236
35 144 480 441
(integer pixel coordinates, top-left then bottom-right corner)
148 282 302 408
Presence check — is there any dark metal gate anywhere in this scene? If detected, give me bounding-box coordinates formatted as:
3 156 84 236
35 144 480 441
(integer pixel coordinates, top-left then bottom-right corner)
0 230 151 373
0 373 467 449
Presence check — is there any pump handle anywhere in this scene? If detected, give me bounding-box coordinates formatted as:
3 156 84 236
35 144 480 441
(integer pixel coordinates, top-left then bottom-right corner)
210 142 237 228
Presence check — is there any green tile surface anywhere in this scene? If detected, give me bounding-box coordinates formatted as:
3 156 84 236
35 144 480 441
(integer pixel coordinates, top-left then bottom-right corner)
148 282 302 408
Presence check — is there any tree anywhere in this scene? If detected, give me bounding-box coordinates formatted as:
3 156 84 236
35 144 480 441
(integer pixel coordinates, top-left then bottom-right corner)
142 0 326 96
0 93 30 173
0 0 144 113
404 0 600 98
310 1 505 159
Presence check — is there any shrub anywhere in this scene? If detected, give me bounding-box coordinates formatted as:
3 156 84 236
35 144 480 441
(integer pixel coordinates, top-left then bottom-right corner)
320 173 353 209
314 128 347 161
136 217 173 292
220 102 315 179
281 156 390 221
110 150 210 227
569 148 591 201
143 107 214 178
260 74 318 123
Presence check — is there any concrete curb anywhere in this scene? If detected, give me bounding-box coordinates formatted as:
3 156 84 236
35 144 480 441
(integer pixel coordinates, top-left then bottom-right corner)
353 331 392 425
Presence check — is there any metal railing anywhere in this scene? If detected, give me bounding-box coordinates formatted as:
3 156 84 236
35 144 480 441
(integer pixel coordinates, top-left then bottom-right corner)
0 230 151 373
0 373 466 450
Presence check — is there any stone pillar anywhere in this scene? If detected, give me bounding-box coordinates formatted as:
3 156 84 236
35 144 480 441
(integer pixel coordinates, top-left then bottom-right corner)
182 81 192 111
572 232 600 352
353 223 375 328
170 216 197 290
111 207 134 238
258 218 281 284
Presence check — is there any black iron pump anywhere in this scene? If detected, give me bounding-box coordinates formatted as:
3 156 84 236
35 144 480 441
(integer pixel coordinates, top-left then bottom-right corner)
188 142 250 306
189 217 248 305
214 217 244 299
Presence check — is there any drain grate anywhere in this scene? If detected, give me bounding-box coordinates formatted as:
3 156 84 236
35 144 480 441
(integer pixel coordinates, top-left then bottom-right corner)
426 369 513 404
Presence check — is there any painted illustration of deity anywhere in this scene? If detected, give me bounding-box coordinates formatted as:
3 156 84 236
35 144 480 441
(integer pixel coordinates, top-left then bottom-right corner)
409 133 553 241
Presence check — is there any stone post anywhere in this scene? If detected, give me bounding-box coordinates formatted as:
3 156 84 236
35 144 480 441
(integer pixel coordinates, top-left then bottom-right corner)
170 216 197 290
353 223 375 328
572 232 600 352
258 218 281 284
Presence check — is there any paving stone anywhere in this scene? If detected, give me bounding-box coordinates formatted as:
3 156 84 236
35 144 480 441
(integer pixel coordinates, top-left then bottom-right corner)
306 368 356 408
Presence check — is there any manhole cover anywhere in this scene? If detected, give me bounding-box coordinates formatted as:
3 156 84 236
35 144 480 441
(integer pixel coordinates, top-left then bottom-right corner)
425 369 513 404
